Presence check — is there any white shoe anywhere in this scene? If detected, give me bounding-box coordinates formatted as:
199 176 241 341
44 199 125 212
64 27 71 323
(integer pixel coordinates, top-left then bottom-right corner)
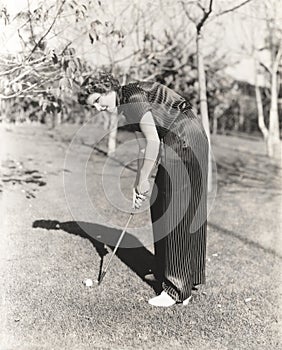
148 291 193 307
148 291 176 307
182 295 192 306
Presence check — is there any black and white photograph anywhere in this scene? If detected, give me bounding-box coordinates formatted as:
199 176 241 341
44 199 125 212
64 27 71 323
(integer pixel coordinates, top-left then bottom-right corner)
0 0 281 349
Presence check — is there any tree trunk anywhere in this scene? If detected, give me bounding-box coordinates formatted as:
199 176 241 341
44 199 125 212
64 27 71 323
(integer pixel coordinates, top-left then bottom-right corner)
255 83 268 137
239 111 244 130
255 82 272 156
197 33 212 192
51 112 56 129
107 112 118 156
57 111 62 125
267 47 281 158
212 114 218 135
0 99 8 122
234 116 239 132
220 117 226 134
254 56 269 146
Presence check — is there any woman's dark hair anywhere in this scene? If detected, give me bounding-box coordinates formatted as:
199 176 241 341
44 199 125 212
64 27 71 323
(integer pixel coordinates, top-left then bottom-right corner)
78 71 120 105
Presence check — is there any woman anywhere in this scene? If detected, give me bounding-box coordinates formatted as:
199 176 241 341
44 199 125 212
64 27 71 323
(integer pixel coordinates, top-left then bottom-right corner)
78 72 209 307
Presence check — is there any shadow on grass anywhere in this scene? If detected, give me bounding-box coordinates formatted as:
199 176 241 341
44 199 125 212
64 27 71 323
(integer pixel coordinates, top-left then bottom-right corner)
32 219 162 293
216 157 281 190
208 222 282 259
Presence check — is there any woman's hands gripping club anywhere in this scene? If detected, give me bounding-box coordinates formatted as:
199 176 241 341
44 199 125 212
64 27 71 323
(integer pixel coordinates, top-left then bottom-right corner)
132 179 150 209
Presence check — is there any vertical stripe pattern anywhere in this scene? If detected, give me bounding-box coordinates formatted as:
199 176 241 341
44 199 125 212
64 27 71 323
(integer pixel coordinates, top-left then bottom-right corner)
117 81 209 302
150 112 208 302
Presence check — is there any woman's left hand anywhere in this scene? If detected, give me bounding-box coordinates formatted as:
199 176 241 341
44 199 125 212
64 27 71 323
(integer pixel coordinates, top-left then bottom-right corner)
133 179 150 209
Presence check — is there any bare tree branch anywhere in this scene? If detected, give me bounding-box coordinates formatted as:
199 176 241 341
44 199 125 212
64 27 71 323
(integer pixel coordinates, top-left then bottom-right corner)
273 43 282 73
215 0 255 18
0 57 18 65
111 50 142 65
7 68 33 86
0 56 47 77
0 74 61 99
259 61 272 74
196 0 214 34
0 65 21 77
180 0 197 24
0 83 39 99
27 0 36 45
27 0 66 59
197 2 206 12
17 29 27 47
181 0 214 33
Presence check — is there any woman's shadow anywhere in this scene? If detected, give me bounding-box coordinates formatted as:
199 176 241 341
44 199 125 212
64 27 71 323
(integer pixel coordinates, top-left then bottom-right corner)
32 219 162 293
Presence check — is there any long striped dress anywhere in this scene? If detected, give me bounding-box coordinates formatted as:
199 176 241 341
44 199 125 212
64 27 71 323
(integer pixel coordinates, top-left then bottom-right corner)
117 81 209 302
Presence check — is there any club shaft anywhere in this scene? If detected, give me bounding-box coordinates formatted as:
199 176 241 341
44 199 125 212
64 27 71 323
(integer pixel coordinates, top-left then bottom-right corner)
99 213 134 284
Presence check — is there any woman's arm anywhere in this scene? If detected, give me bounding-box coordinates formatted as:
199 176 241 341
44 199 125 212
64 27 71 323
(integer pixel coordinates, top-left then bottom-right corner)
134 131 146 188
136 111 160 192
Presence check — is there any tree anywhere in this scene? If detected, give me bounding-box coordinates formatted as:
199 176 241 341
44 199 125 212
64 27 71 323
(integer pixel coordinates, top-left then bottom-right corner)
265 0 282 158
179 0 259 191
239 0 282 157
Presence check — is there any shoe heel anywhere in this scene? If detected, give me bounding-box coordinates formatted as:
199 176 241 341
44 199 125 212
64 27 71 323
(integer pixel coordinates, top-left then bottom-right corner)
182 295 192 306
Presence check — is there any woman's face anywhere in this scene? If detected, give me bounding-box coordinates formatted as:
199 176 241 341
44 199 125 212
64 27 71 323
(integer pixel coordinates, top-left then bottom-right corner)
86 91 116 112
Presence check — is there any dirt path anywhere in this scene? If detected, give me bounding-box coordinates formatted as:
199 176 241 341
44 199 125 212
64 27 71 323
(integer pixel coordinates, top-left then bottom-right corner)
0 124 281 350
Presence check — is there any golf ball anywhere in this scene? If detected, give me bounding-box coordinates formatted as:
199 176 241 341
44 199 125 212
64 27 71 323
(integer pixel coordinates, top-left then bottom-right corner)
83 278 93 287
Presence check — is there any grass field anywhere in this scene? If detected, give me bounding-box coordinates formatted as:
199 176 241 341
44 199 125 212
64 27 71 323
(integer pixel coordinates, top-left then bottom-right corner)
0 123 281 350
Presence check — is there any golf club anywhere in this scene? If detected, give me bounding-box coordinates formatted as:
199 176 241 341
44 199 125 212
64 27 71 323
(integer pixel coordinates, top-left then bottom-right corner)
96 212 134 285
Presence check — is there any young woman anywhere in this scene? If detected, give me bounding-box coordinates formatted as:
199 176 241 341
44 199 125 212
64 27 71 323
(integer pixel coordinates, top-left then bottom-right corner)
78 72 209 307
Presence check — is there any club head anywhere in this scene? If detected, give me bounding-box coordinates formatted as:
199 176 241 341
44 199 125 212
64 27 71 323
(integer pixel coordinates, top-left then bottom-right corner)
97 271 106 286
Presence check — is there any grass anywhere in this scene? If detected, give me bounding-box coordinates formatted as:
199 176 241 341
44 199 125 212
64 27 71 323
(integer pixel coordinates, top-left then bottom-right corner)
0 123 281 350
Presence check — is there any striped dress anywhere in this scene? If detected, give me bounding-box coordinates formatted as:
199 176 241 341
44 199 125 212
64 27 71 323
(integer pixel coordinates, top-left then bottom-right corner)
117 81 209 302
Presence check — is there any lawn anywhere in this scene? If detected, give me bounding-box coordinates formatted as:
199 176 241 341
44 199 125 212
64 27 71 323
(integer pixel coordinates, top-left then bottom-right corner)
0 123 281 350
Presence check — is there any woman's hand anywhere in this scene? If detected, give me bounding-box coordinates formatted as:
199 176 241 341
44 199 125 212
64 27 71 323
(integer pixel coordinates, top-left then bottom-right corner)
132 179 150 209
136 178 150 194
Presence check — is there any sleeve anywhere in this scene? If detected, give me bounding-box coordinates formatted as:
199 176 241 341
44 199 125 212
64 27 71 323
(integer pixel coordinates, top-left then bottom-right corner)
124 90 153 128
